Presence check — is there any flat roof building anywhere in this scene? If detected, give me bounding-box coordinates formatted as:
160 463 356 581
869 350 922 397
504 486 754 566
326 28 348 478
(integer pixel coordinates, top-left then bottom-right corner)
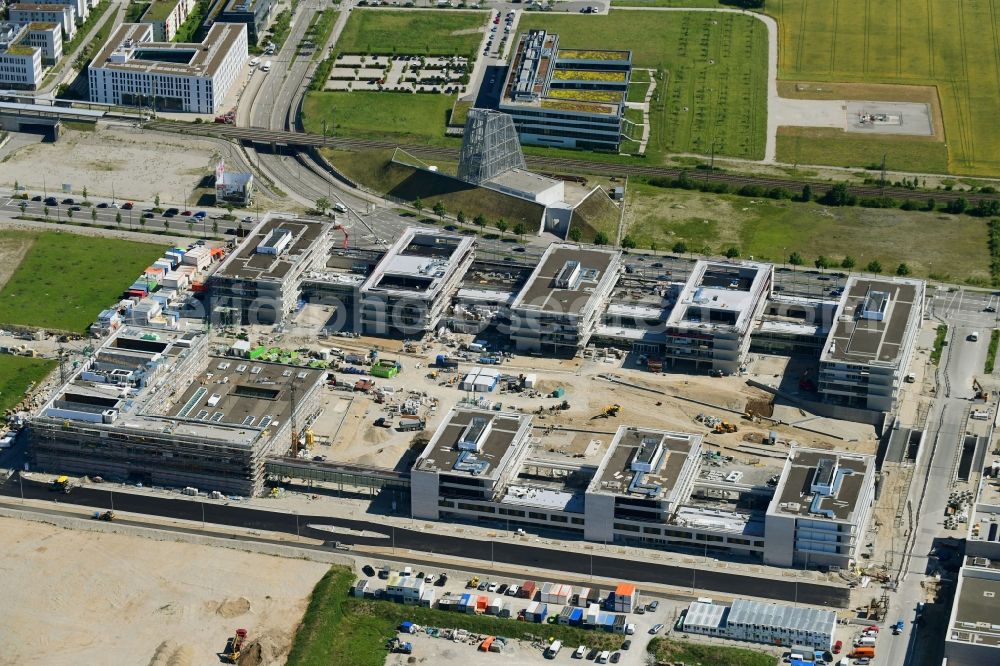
662 259 772 374
818 276 924 412
764 447 876 569
359 227 475 337
0 22 45 87
216 0 274 44
27 325 324 495
210 217 332 325
27 0 87 25
88 22 247 113
140 0 196 42
682 598 836 650
945 561 1000 666
7 4 75 40
508 242 621 355
498 30 631 151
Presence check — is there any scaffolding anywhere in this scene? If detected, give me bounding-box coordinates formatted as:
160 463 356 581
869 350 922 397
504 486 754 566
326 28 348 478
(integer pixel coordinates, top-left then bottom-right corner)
457 109 525 185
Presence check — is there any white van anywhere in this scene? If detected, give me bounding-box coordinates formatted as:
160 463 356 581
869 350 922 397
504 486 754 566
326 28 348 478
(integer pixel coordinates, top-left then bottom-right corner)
544 640 562 659
249 57 260 67
333 202 348 214
573 645 586 659
597 651 610 664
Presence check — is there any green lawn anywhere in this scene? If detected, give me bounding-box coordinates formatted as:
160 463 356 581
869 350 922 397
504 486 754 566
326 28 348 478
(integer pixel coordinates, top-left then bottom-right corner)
306 9 338 60
0 231 166 332
336 8 486 56
648 637 777 666
776 127 950 174
303 92 460 146
0 355 57 414
172 0 208 43
518 10 768 160
770 0 1000 176
287 566 624 666
624 181 990 281
124 1 149 22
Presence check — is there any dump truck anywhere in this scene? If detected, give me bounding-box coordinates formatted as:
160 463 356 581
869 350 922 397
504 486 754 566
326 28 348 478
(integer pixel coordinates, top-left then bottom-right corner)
51 476 72 493
397 417 425 432
435 354 459 369
92 510 114 521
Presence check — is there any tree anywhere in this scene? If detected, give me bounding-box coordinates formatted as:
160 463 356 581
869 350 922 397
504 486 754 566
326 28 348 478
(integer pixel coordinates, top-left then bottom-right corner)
672 241 687 254
188 221 195 235
821 182 857 207
815 255 831 269
924 198 937 212
315 197 330 214
496 218 508 238
841 255 856 269
649 241 658 252
163 218 170 232
116 212 123 228
91 208 97 223
866 259 883 274
43 205 49 219
945 197 968 215
67 208 74 220
432 200 446 220
212 220 219 235
413 196 424 216
788 251 804 266
621 235 637 249
154 193 161 208
457 210 466 226
139 216 146 230
513 222 527 241
594 231 610 246
800 184 813 202
724 246 740 258
83 186 88 201
474 213 486 231
225 203 234 217
568 227 582 242
896 262 911 276
18 201 27 216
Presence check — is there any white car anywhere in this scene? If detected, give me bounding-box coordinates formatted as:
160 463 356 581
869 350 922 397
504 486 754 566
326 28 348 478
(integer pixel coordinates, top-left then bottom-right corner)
506 585 519 597
487 582 499 592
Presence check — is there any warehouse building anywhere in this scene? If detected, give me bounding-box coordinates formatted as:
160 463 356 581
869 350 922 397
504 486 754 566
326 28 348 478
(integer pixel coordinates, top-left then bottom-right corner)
88 22 247 114
28 325 324 496
661 259 772 374
359 228 476 337
682 598 836 650
210 217 332 325
216 0 274 44
508 242 622 355
817 275 924 413
764 447 877 569
498 30 631 151
140 0 197 42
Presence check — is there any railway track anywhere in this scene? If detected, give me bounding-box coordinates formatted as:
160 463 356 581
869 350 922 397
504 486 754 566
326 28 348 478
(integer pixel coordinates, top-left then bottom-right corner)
145 121 995 204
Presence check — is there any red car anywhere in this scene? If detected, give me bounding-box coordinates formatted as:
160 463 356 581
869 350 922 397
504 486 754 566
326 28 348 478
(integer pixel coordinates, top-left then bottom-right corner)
181 210 193 216
833 640 843 654
122 201 133 210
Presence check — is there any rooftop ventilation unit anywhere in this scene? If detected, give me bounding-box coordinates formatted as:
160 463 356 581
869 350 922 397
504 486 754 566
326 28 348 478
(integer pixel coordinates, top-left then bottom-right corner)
631 436 663 473
458 416 491 451
453 449 490 475
860 289 891 321
555 260 582 290
256 227 292 256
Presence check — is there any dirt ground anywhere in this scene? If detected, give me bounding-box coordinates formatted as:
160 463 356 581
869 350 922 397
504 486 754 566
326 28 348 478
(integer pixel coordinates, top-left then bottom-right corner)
0 126 227 204
0 233 34 293
0 516 329 666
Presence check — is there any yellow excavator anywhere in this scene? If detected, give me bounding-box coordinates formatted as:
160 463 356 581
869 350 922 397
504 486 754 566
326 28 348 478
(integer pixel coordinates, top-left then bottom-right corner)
225 628 248 664
713 421 738 434
595 404 621 419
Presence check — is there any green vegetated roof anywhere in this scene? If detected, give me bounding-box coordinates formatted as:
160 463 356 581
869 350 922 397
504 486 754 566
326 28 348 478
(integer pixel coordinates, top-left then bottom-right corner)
540 98 615 114
142 0 181 23
557 48 629 61
551 69 626 82
547 88 623 104
5 44 36 56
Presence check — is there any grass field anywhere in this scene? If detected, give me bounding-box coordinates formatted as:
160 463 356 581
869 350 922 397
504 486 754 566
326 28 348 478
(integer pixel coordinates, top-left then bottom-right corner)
647 637 777 666
777 127 950 173
518 10 768 160
0 231 165 332
335 8 486 56
769 0 1000 176
624 182 990 281
286 567 625 666
0 355 57 414
303 92 459 145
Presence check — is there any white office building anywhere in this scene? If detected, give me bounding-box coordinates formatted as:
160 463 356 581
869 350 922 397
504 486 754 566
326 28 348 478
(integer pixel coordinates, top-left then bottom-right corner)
29 0 88 24
88 22 247 114
0 22 44 87
7 4 75 39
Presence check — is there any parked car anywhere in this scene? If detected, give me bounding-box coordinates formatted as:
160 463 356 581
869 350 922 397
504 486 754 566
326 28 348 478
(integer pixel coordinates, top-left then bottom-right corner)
143 212 155 218
165 207 180 215
609 653 621 664
44 196 58 206
497 583 508 595
122 201 134 209
648 600 659 611
621 640 631 651
586 648 599 660
361 564 375 577
181 210 193 216
61 198 74 205
69 205 82 211
96 202 109 208
193 210 207 220
649 624 664 634
833 640 843 654
31 195 42 201
487 582 499 592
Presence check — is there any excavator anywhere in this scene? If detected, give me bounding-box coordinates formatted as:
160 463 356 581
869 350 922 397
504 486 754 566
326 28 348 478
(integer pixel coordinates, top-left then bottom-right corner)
225 628 248 664
973 378 989 401
713 421 738 434
594 404 621 419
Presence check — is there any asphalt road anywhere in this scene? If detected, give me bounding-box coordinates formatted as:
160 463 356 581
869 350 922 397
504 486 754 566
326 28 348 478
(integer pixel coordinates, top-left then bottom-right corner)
2 474 849 608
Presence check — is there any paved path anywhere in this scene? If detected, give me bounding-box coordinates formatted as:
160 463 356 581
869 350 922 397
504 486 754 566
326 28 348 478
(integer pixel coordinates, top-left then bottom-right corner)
39 0 127 97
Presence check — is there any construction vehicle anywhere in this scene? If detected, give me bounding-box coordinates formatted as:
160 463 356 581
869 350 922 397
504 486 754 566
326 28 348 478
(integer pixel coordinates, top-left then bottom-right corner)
973 378 988 401
387 637 412 654
332 222 349 249
595 404 621 419
713 421 738 434
468 575 481 588
225 628 248 663
892 619 904 635
51 475 72 493
92 510 114 521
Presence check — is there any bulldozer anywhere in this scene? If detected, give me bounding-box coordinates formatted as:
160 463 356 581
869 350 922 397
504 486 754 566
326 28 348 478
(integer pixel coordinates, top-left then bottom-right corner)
713 421 738 434
594 404 621 419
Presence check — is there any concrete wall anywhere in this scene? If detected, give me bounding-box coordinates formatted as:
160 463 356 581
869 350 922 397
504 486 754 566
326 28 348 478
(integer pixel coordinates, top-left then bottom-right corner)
410 467 440 520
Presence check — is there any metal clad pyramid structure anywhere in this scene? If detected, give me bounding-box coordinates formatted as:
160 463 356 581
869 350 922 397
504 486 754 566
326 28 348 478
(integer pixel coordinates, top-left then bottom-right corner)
457 109 525 185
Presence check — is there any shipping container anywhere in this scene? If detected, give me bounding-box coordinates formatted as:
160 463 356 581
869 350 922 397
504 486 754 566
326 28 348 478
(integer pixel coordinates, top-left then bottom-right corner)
577 588 592 606
613 615 626 633
520 581 537 599
586 603 601 625
541 582 555 603
487 597 504 615
558 606 574 625
569 607 583 626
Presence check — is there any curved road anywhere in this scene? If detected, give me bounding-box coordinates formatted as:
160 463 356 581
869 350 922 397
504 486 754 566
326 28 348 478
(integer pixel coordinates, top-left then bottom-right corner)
2 474 849 608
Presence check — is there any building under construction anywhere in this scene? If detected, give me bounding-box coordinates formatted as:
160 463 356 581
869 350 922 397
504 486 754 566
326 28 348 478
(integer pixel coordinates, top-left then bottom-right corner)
28 325 324 496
